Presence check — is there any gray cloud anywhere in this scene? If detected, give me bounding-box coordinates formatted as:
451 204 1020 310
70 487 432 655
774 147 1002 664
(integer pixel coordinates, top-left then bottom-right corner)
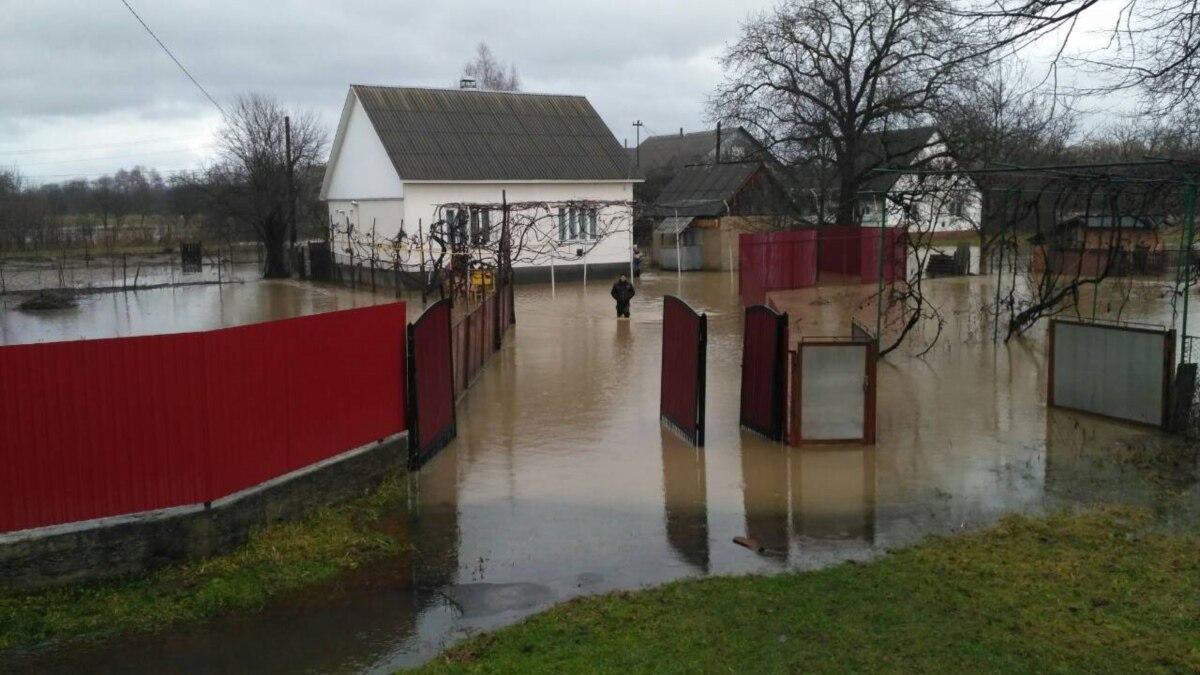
1 0 772 181
1 0 1126 183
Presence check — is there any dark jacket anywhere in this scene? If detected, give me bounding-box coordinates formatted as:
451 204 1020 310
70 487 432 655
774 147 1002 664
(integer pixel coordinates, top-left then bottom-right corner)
611 279 635 303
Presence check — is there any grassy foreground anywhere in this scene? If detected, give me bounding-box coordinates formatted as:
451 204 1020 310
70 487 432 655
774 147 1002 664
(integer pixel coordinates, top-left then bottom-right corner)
418 508 1199 674
0 472 411 652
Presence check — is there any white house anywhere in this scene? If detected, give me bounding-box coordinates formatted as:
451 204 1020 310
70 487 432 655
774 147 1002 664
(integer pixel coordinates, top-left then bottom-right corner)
855 127 982 235
320 85 639 282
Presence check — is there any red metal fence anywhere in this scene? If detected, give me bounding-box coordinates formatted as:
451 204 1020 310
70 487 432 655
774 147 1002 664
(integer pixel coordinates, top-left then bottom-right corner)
739 227 906 305
450 285 514 401
739 230 817 305
740 304 789 440
0 303 408 534
661 295 707 446
408 300 456 469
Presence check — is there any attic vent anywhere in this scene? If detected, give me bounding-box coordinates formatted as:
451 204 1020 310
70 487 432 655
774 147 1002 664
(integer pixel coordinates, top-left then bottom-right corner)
459 78 477 90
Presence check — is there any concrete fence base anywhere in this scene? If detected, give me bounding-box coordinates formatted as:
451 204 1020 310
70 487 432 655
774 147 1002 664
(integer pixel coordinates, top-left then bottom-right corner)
0 433 408 592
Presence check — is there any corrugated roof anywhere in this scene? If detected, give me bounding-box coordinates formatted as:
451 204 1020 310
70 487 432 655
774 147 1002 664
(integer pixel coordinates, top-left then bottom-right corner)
655 215 695 234
653 162 761 216
350 85 636 182
634 128 768 176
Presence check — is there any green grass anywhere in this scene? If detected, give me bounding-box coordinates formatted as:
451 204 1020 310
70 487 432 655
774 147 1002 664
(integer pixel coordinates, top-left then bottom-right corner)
417 508 1200 674
0 472 411 652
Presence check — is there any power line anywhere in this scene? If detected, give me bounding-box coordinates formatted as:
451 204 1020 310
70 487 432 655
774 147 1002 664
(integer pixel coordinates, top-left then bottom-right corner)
0 136 209 157
118 0 227 118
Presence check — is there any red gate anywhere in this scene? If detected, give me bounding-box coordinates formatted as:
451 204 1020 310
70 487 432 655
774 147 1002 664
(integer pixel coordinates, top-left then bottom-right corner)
661 295 708 446
740 305 789 440
407 299 456 469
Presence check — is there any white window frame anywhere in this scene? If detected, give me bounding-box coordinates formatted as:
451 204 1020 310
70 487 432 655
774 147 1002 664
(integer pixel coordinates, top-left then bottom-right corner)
558 205 598 242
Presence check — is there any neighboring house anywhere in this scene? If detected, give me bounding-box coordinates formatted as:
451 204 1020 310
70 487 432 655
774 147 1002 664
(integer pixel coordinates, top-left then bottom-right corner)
1031 215 1165 276
633 126 770 179
803 127 982 235
650 162 796 271
631 127 774 229
321 85 639 283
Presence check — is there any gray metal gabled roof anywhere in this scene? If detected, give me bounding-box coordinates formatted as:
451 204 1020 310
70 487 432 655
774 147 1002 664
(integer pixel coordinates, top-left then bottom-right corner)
349 85 637 182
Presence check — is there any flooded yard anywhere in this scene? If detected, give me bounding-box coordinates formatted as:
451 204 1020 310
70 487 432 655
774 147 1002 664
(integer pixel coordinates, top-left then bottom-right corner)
2 269 1197 674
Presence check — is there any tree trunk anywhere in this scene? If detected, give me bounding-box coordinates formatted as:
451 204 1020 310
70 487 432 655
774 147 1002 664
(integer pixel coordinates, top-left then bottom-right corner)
261 220 290 278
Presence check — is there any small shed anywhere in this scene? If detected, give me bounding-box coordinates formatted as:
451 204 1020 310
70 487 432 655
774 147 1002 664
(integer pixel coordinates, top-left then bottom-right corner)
651 162 795 271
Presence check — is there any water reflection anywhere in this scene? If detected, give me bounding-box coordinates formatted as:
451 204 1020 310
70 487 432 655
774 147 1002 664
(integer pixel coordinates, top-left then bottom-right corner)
741 443 877 561
791 446 876 544
661 430 709 573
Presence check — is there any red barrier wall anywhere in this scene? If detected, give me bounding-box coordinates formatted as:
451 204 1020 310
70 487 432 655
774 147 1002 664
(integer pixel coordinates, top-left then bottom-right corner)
409 300 456 468
859 228 906 284
739 230 818 306
818 226 864 278
740 305 789 441
739 227 905 305
661 295 707 446
0 303 408 533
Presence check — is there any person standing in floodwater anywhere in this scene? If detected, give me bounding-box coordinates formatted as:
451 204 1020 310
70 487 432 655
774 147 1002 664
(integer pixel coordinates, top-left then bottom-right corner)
611 274 635 318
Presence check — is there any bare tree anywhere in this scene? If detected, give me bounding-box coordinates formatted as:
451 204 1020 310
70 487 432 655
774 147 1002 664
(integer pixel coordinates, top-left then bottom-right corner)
710 0 978 226
462 42 521 92
207 94 327 278
936 59 1076 263
969 0 1200 112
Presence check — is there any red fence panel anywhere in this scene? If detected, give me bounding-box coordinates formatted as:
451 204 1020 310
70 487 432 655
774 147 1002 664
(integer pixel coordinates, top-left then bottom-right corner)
859 227 906 284
819 226 863 278
0 302 408 534
204 322 290 497
408 300 456 469
661 295 707 446
740 305 789 440
285 306 407 470
739 230 817 305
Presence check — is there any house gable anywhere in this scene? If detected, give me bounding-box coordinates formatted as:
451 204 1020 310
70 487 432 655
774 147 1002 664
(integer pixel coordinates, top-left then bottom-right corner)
321 90 404 201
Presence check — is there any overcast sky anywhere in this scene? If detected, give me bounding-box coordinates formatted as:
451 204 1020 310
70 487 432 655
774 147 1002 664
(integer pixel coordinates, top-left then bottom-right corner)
2 0 1125 184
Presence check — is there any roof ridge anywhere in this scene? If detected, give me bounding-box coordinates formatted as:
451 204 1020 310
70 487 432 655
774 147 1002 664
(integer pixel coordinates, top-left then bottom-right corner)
350 84 584 99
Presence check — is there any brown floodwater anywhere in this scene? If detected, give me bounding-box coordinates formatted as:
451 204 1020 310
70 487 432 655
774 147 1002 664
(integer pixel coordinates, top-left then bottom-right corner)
2 268 1197 674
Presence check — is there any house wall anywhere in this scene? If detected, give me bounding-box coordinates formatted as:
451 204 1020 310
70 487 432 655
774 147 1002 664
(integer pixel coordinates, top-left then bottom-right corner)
325 199 406 265
324 95 404 201
859 135 982 233
402 181 635 272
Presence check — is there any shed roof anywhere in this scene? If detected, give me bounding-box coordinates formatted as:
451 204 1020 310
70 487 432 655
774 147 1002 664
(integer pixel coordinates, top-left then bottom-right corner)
653 162 762 216
347 85 637 182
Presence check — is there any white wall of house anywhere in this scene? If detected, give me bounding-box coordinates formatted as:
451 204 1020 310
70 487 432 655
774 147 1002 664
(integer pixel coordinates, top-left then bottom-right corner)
402 181 634 270
859 135 982 233
326 199 406 265
323 95 404 201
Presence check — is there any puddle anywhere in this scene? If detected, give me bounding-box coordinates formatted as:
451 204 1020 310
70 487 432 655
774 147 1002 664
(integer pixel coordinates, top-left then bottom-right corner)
3 269 1197 673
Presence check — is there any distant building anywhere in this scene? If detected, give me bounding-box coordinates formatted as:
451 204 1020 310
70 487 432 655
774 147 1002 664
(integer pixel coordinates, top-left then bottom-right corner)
320 85 639 282
801 127 982 234
630 127 774 239
1031 214 1165 276
650 162 796 271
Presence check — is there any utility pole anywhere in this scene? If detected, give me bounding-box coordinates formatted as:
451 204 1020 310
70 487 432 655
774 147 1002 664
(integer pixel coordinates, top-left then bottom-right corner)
633 120 644 167
285 115 296 269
